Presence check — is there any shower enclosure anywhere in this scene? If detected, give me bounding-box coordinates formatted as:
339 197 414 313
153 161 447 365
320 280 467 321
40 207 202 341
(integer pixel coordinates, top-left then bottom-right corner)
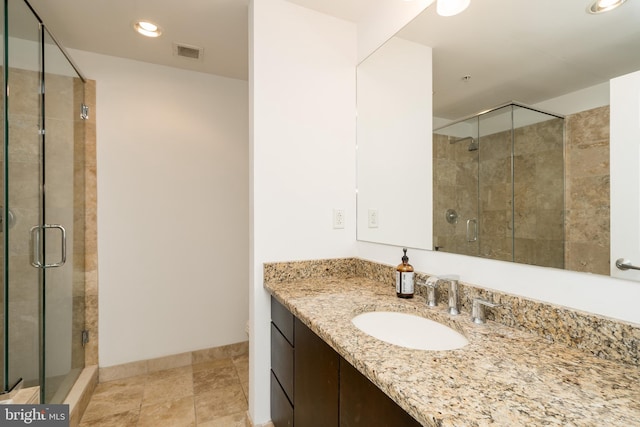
2 0 87 403
433 103 565 268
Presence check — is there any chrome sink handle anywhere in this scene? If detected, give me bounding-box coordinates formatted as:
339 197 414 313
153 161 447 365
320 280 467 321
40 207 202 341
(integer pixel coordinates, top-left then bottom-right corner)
472 298 501 324
416 276 440 307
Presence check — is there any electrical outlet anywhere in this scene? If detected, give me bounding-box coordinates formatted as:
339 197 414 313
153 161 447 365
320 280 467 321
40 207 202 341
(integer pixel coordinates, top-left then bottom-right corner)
368 209 379 228
333 209 345 229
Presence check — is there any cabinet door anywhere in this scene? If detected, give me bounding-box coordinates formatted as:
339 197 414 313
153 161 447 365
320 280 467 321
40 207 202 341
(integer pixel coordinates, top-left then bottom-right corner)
271 323 294 402
294 318 339 427
272 297 294 344
340 358 422 427
271 371 294 427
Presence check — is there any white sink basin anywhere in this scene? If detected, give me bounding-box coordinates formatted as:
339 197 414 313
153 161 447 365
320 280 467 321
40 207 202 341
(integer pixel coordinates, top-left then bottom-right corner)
352 311 469 351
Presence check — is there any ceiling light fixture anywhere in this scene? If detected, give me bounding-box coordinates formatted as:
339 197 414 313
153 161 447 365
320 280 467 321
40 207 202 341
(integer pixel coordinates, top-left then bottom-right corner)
587 0 627 14
437 0 471 16
133 20 162 38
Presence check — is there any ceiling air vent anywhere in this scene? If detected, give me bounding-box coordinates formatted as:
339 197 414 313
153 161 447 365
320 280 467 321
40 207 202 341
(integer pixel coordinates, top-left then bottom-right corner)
173 43 203 61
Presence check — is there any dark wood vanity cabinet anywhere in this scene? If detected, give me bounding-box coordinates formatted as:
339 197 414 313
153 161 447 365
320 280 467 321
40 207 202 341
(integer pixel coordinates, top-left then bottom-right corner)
294 317 340 426
340 359 422 427
271 298 295 427
270 296 421 427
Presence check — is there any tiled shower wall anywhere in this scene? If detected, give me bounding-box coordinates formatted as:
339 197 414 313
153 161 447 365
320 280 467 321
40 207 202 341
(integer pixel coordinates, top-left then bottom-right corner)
564 105 610 275
82 79 98 368
512 118 564 268
432 132 480 257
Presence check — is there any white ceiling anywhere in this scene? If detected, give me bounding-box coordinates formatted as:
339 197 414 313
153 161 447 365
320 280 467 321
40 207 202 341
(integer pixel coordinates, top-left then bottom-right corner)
28 0 250 80
396 0 640 119
26 0 640 120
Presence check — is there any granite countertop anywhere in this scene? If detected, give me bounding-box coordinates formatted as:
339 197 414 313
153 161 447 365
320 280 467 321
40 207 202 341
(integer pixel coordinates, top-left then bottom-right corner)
265 275 640 427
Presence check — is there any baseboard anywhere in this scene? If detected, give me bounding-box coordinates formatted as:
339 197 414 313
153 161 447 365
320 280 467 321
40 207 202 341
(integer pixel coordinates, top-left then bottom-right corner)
99 340 249 383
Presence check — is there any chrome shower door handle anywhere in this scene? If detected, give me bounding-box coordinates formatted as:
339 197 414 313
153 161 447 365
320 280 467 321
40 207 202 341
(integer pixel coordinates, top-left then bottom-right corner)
466 218 478 242
30 224 67 268
30 225 43 268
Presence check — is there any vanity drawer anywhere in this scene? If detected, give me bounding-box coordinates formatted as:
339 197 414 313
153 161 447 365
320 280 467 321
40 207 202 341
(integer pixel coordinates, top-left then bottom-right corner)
271 370 294 427
271 322 294 402
271 297 294 344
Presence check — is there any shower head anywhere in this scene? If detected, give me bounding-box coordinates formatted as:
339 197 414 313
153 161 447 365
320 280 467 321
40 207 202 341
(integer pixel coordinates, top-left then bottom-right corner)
448 136 478 152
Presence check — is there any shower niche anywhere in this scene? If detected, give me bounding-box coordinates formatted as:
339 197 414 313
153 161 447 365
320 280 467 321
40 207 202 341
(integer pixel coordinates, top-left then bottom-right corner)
433 103 565 268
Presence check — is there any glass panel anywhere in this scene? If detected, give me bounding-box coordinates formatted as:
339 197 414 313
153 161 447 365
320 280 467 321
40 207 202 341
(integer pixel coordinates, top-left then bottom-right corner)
477 105 514 262
0 0 4 394
512 106 565 268
42 27 85 403
6 0 43 392
432 117 480 257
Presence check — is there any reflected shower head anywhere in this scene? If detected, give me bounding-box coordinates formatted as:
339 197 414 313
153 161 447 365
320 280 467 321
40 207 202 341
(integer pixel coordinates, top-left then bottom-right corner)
448 136 478 151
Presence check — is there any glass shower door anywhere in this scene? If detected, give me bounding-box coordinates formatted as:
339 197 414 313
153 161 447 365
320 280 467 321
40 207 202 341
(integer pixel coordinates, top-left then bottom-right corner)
41 27 86 403
477 105 514 261
5 0 85 402
432 116 480 256
6 0 43 393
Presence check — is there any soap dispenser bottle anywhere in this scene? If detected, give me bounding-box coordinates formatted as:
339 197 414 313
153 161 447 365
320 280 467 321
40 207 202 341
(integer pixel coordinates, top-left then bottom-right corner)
396 248 414 298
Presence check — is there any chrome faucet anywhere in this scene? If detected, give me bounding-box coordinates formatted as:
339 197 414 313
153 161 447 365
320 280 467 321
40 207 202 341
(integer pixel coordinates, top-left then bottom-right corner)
416 275 459 314
439 275 460 315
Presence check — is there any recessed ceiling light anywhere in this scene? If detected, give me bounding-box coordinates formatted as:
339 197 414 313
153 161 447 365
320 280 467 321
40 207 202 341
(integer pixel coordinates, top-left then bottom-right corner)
133 20 162 38
587 0 627 14
437 0 471 16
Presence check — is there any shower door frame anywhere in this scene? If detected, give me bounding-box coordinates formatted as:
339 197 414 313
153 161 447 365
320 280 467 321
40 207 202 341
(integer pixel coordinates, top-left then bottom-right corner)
433 101 565 267
3 0 87 403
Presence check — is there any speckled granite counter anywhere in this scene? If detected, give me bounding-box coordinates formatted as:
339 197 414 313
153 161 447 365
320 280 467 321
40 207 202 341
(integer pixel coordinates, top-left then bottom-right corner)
265 273 640 427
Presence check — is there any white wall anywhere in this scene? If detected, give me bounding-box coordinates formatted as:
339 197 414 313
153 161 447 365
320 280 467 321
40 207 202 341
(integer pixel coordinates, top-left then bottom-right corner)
534 81 610 116
70 49 250 367
249 0 356 423
610 70 640 282
357 37 432 249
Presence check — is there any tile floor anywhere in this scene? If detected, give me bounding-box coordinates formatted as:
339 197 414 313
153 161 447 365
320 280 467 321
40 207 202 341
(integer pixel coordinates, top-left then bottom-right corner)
79 354 249 427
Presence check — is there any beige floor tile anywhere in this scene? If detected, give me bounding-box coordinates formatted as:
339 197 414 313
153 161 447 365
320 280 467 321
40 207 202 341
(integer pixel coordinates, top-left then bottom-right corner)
197 411 247 427
143 372 194 406
147 365 193 382
80 352 249 426
137 396 196 427
233 355 249 382
195 383 248 423
80 376 145 422
240 380 249 401
78 408 139 427
193 364 240 395
93 375 146 395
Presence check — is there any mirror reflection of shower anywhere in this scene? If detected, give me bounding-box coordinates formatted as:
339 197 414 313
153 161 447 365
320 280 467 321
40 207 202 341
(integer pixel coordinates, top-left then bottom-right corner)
433 102 565 268
448 136 479 152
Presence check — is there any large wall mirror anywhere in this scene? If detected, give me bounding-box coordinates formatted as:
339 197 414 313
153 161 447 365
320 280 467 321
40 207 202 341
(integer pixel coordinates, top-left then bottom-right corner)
356 0 640 279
